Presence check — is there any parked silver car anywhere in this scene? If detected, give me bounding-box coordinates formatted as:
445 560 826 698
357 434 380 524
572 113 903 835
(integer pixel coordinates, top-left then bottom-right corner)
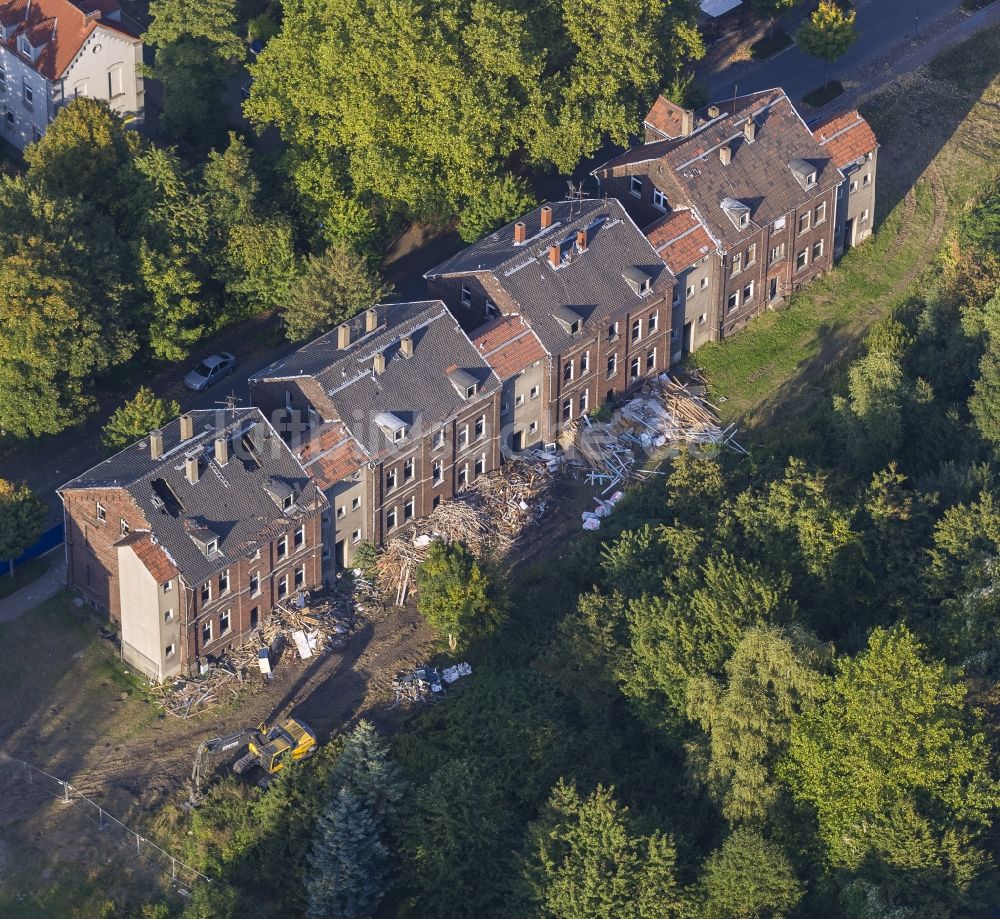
184 352 237 391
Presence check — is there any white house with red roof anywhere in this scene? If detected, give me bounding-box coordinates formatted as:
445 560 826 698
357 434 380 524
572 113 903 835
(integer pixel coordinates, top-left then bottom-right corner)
0 0 142 150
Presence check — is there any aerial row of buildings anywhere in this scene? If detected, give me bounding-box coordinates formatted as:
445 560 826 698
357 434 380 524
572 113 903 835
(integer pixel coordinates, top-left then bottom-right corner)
59 89 878 681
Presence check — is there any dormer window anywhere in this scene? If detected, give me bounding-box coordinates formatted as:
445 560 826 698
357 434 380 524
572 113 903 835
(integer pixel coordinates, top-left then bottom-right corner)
553 305 583 335
18 37 31 59
721 198 752 231
623 267 652 297
375 411 409 442
263 477 297 512
789 158 818 190
447 369 479 400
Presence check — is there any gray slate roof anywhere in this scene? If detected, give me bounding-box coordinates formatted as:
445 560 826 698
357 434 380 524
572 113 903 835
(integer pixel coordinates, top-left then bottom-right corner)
424 199 674 355
59 408 324 585
252 301 500 456
596 89 844 250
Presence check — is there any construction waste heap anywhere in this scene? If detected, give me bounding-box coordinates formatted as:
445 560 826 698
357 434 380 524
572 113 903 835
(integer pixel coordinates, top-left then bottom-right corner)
376 371 745 599
376 460 554 605
565 372 746 495
150 584 373 719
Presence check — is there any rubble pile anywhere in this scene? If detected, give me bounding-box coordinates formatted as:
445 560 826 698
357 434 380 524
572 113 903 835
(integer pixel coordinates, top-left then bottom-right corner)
150 586 363 719
390 661 472 707
376 460 553 604
570 373 746 493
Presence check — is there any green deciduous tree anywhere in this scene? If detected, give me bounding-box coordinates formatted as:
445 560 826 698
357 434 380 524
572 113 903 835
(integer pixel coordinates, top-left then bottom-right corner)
796 0 857 82
0 479 47 566
145 0 243 146
247 0 702 242
0 244 115 438
525 781 687 919
697 827 803 919
135 147 215 360
782 626 999 905
416 541 506 650
101 387 181 454
457 173 537 243
203 134 300 317
686 625 825 824
624 552 794 728
282 241 390 342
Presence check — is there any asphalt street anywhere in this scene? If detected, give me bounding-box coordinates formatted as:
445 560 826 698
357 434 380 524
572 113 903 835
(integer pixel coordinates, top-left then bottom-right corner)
704 0 962 101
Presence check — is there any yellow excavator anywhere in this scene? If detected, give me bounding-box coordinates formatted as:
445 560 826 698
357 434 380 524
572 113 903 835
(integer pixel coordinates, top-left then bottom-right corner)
189 717 317 803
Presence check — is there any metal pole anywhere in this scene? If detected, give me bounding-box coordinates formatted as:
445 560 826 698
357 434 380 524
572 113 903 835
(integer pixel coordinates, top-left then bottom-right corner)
915 0 919 39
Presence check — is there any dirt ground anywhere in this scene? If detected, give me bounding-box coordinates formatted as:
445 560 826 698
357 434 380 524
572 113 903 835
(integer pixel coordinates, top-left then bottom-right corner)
0 473 608 913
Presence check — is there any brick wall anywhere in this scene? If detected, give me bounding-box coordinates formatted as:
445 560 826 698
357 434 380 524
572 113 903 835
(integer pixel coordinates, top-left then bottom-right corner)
62 487 151 621
181 512 324 668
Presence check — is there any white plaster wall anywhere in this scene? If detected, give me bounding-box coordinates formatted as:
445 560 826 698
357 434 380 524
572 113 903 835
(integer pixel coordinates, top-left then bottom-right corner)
0 44 50 149
59 26 143 126
118 546 180 681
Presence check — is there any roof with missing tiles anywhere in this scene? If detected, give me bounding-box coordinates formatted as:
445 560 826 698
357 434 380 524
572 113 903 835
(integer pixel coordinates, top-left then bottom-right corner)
597 89 845 251
644 209 719 274
60 408 325 585
425 198 674 355
119 530 178 584
296 421 369 491
252 301 500 458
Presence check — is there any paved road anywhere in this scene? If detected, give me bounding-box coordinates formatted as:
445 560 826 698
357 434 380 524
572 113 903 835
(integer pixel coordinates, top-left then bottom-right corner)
705 0 962 101
0 555 66 623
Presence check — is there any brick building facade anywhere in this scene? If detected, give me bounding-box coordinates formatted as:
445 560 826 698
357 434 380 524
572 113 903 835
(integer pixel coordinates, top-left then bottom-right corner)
59 409 326 679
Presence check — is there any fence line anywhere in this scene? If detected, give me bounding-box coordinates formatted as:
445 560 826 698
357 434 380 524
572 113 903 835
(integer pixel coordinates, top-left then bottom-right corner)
0 754 212 890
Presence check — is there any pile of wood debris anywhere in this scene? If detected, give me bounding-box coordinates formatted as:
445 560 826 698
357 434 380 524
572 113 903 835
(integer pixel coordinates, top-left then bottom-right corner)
150 586 363 719
567 373 746 493
376 460 552 604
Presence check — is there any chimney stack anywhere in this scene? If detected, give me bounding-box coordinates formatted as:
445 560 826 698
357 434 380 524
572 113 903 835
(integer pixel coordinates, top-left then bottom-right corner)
400 335 414 358
743 119 757 143
576 227 589 252
185 455 200 484
179 413 193 441
365 308 378 334
680 110 695 137
373 352 385 375
719 144 732 165
547 243 561 269
214 435 229 466
708 104 720 118
149 429 163 460
513 221 526 244
337 323 351 349
540 205 553 230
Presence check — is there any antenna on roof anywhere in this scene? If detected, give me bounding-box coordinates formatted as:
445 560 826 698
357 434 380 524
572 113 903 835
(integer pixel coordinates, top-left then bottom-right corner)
216 392 240 412
732 83 738 113
566 180 585 217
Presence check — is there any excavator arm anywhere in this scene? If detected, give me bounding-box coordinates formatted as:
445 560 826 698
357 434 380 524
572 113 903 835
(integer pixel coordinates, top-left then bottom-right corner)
190 728 257 802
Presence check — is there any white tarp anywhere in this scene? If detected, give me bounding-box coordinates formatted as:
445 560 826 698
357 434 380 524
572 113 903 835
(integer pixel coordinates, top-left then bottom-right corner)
701 0 741 17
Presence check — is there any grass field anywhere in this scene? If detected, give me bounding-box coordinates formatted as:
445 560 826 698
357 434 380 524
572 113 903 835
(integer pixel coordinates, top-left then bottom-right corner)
692 25 1000 441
